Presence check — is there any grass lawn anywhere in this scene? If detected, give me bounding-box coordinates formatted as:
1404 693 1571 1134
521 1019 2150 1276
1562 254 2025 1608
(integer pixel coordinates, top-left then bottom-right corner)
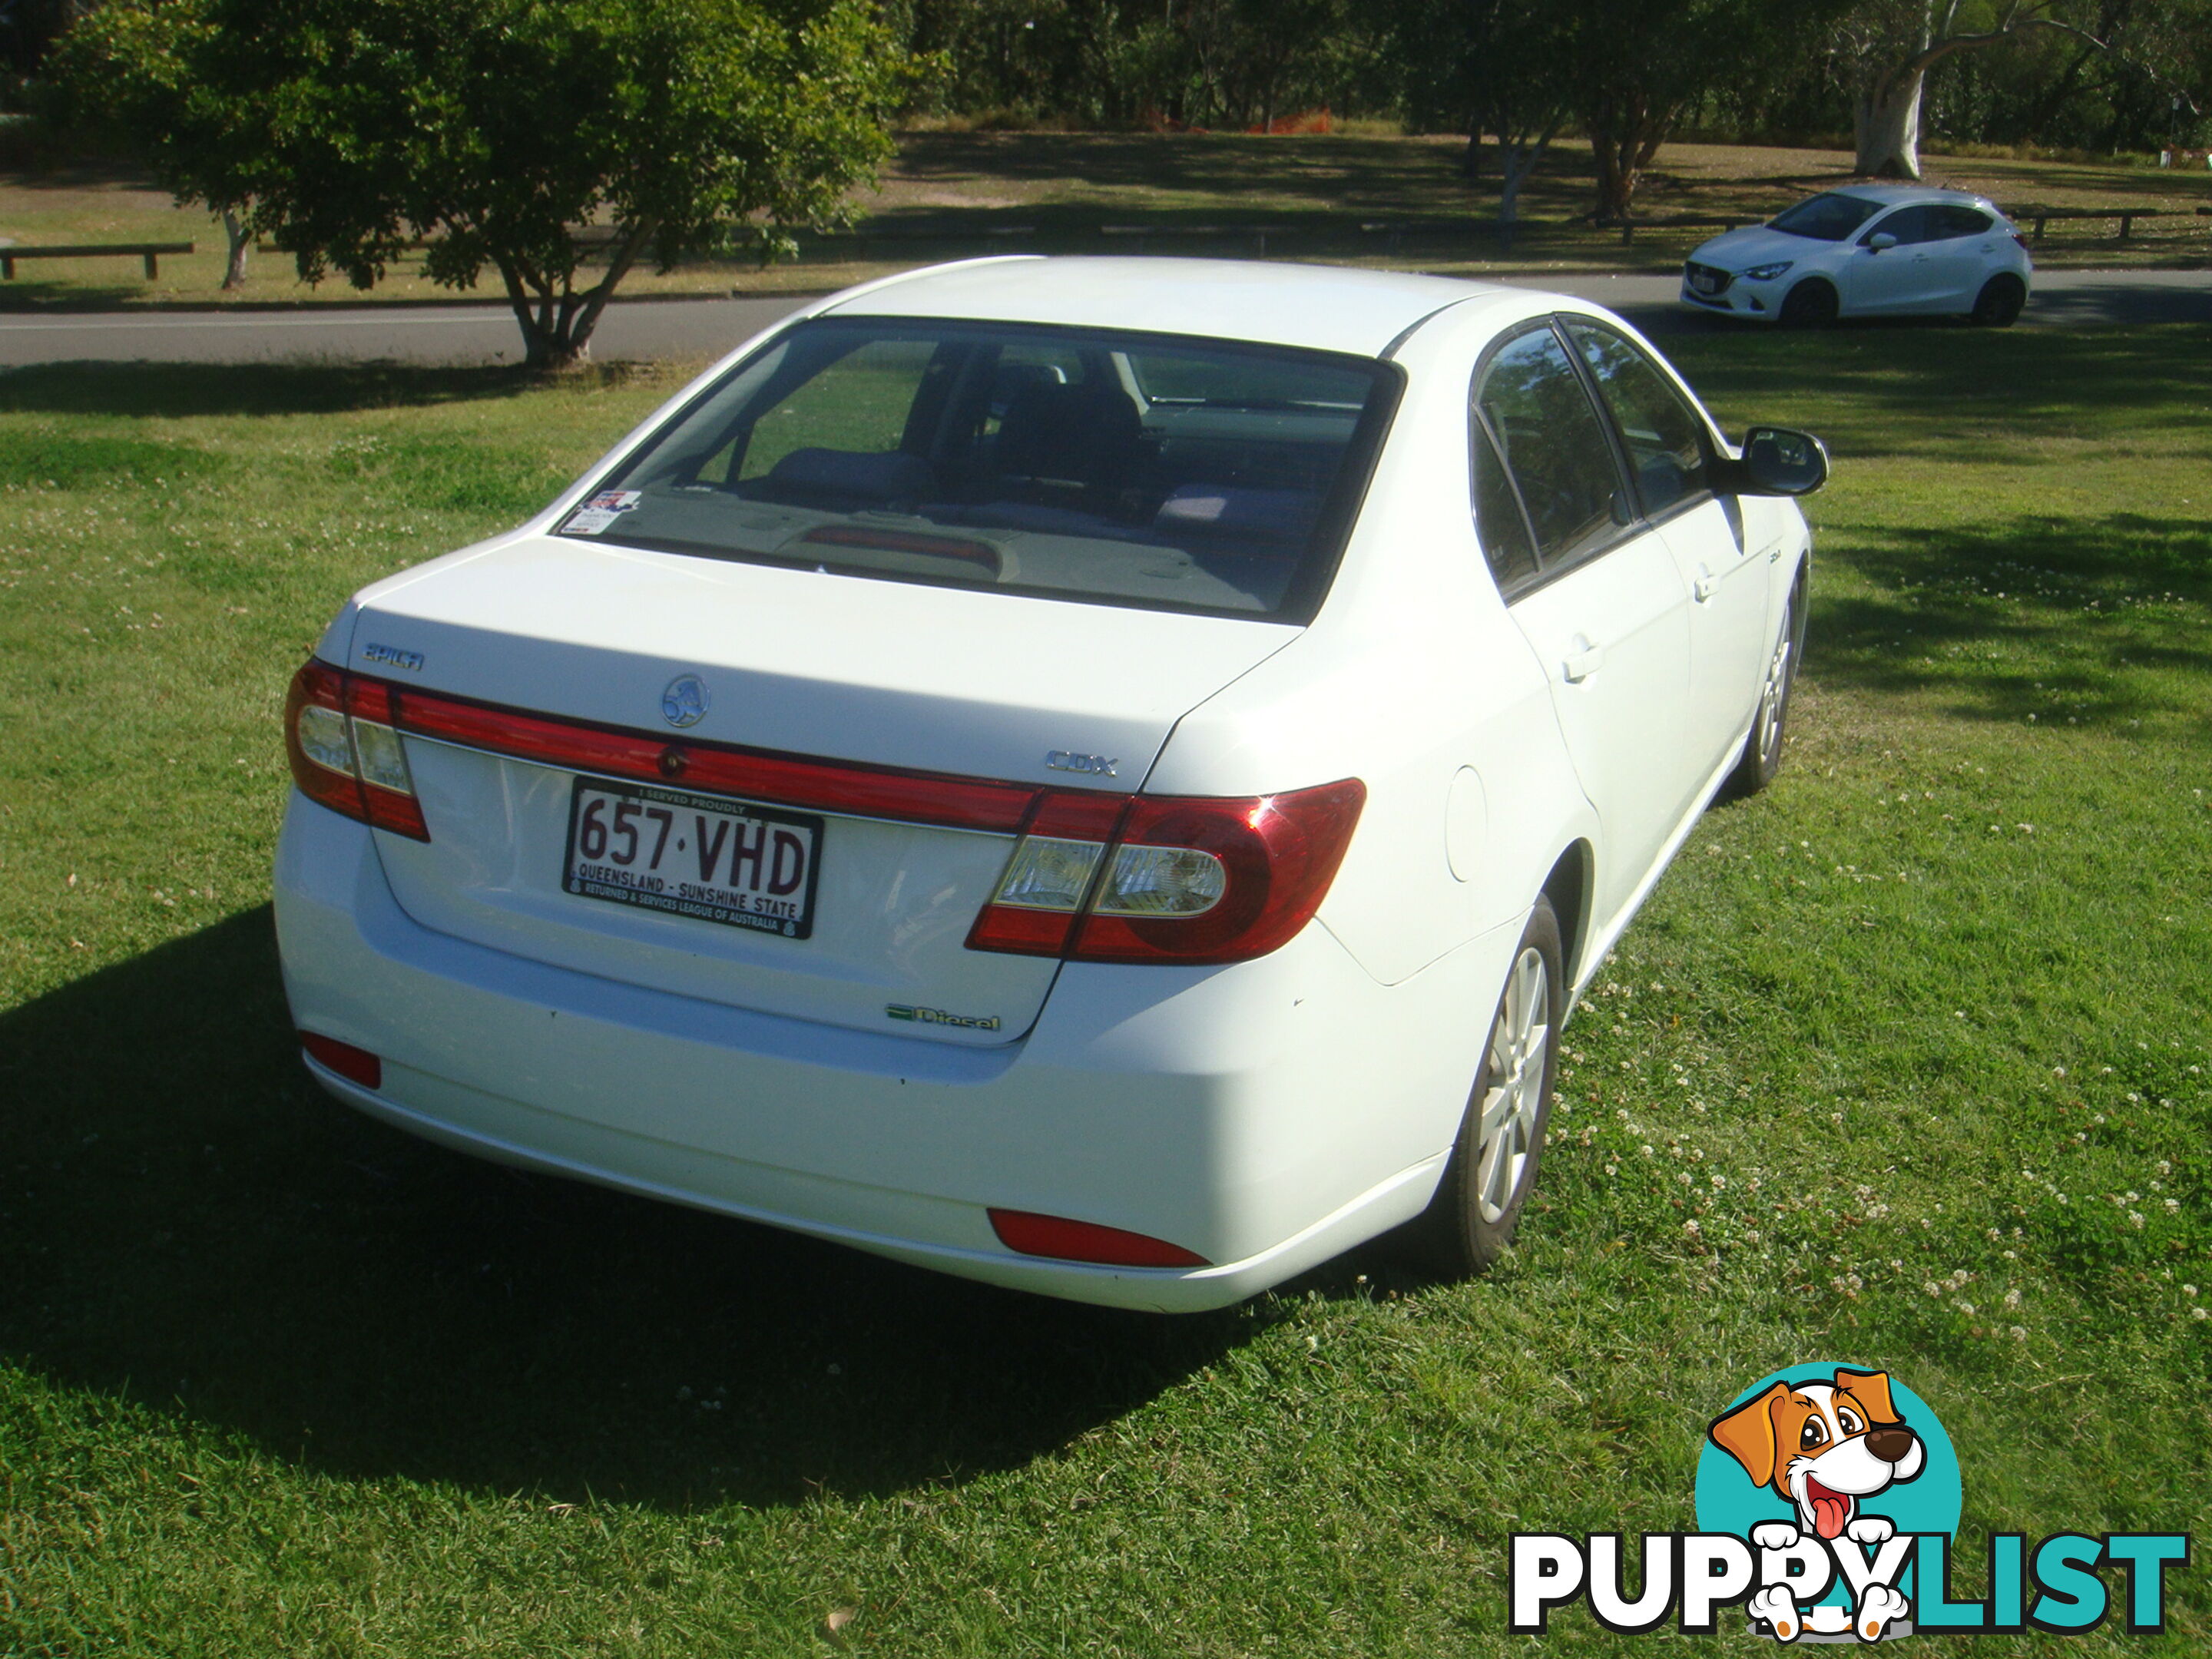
1 131 2205 310
2 320 2209 1654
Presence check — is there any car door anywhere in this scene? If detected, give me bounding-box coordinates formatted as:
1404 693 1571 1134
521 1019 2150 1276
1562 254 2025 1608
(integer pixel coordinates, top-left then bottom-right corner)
1924 204 1999 309
1473 320 1701 928
1564 320 1770 771
1842 205 1944 314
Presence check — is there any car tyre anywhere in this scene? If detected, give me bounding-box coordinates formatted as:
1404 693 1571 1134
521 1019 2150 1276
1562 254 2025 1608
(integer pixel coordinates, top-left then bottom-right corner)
1412 895 1563 1277
1779 280 1839 329
1727 585 1800 798
1971 273 2026 327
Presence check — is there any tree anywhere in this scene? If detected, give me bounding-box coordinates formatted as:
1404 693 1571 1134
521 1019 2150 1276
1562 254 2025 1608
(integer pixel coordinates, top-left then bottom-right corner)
61 0 910 365
1389 0 1578 240
1570 0 1849 221
1840 2 2108 177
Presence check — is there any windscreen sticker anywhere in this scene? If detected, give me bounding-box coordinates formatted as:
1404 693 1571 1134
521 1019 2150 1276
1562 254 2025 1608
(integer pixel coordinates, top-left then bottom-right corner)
562 490 642 535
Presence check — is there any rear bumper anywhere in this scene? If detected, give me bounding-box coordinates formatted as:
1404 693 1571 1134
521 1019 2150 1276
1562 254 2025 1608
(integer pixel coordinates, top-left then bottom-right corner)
275 796 1508 1310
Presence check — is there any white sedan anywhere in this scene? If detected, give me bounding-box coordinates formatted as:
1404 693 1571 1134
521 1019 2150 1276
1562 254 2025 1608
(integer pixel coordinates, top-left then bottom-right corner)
1683 184 2032 326
275 257 1824 1310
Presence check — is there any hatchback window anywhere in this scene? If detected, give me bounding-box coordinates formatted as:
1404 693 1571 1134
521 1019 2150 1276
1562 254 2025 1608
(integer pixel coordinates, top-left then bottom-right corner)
1475 326 1625 569
1863 205 1945 247
1770 193 1884 242
1565 323 1710 516
564 318 1397 622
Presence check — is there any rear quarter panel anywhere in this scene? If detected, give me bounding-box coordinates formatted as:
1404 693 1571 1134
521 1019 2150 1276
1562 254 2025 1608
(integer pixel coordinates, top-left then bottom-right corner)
1145 293 1598 988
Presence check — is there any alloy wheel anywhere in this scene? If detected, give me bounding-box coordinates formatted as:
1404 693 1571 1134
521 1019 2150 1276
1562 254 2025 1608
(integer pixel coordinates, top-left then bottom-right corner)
1472 944 1551 1224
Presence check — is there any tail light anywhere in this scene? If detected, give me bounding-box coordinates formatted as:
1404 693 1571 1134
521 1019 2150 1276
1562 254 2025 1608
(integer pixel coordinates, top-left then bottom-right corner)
968 778 1366 965
284 659 429 839
2012 233 2030 250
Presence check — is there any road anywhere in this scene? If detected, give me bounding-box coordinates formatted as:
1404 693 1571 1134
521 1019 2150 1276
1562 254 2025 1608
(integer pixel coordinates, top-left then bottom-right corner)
0 268 2202 367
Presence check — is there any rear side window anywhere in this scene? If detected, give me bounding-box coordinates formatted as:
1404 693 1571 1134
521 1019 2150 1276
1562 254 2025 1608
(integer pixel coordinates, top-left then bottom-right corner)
1471 419 1538 590
1939 205 1993 238
563 317 1399 623
1474 326 1624 571
1566 322 1711 517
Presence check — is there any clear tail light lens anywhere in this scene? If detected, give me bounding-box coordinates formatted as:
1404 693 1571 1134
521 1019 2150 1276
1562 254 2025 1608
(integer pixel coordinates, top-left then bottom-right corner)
283 659 430 840
969 778 1365 965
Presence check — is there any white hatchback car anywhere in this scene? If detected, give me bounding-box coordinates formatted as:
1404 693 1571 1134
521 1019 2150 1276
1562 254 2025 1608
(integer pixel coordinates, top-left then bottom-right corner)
1683 184 2032 326
276 258 1825 1311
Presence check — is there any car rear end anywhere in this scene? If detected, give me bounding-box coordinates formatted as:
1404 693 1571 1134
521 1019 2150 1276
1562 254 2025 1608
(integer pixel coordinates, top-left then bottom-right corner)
273 276 1454 1309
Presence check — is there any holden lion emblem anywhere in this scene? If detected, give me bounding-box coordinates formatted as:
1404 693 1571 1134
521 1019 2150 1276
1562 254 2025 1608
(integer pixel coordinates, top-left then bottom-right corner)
661 674 710 729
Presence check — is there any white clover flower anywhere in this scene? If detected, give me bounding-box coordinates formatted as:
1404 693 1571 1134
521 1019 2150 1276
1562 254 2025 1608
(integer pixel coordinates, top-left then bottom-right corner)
2004 1288 2021 1309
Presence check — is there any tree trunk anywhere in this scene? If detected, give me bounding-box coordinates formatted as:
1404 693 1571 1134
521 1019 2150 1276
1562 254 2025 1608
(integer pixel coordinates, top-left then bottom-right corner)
1854 65 1928 177
1591 131 1637 221
221 210 251 290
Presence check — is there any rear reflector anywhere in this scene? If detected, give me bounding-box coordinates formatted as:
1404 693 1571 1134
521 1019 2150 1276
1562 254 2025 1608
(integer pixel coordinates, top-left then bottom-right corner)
988 1208 1209 1268
300 1031 382 1089
969 779 1366 965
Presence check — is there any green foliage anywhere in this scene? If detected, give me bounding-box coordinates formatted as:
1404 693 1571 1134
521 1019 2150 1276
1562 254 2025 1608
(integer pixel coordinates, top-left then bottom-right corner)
906 0 1386 130
57 0 912 364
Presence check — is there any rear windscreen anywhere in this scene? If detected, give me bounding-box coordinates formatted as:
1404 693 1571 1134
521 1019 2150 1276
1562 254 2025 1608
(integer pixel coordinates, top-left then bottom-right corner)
559 317 1400 621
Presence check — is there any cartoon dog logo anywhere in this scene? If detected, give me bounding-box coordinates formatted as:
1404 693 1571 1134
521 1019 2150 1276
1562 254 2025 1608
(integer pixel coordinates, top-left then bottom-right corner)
1709 1368 1926 1641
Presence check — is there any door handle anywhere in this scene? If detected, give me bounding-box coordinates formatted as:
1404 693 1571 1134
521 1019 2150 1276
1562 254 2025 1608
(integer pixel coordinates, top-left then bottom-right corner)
1562 643 1604 683
1693 568 1719 603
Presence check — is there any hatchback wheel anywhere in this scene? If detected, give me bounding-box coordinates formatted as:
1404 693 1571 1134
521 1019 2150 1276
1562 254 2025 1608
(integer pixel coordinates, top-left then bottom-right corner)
1971 273 2026 327
1779 280 1839 329
1414 896 1562 1276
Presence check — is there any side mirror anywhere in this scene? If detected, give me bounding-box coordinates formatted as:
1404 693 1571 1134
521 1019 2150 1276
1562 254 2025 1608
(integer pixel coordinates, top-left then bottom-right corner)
1865 231 1898 252
1734 426 1830 496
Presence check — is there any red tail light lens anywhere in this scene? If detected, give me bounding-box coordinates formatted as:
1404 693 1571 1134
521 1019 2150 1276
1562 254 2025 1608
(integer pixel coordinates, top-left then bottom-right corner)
283 659 429 839
968 778 1365 965
300 1031 382 1089
988 1207 1209 1268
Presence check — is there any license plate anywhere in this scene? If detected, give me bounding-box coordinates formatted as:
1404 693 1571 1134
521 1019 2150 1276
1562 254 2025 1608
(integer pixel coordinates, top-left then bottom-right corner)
562 778 822 939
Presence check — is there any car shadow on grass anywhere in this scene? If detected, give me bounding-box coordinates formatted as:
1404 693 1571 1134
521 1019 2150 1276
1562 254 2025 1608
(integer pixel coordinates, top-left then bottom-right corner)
0 906 1257 1512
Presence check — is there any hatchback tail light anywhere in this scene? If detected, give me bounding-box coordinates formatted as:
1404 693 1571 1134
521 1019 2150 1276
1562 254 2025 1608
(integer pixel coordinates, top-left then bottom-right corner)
968 778 1365 965
2012 233 2030 251
284 659 429 839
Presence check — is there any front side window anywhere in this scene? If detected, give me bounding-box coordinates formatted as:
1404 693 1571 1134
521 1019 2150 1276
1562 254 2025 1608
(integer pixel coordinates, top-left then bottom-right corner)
558 317 1399 622
1566 322 1711 517
1863 205 1944 247
1770 193 1884 242
1474 325 1626 571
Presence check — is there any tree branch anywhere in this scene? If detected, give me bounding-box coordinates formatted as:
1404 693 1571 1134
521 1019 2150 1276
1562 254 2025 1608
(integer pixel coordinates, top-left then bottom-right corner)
1905 15 2107 82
